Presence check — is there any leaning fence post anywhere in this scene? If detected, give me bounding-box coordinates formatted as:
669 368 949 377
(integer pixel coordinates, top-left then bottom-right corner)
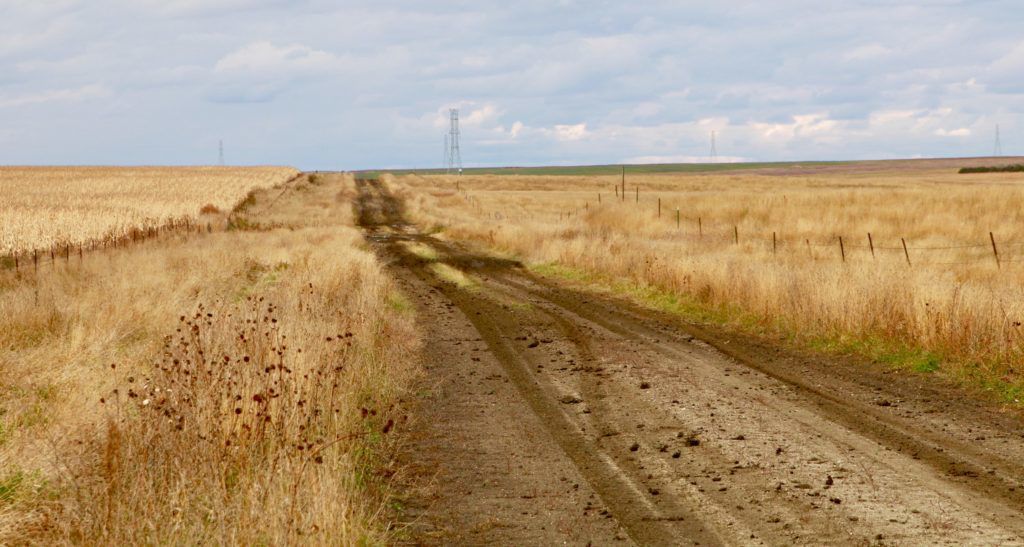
990 232 1001 268
868 233 875 259
901 238 911 266
733 226 739 245
839 236 846 263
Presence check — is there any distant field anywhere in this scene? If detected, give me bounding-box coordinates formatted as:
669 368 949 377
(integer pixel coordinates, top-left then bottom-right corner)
360 156 1024 178
0 166 298 256
359 160 846 177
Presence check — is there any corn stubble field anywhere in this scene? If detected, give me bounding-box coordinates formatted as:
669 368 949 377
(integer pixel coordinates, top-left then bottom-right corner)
0 170 417 543
392 166 1024 400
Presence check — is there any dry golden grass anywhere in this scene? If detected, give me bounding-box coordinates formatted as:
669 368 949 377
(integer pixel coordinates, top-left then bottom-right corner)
0 166 299 256
0 173 418 544
391 168 1024 400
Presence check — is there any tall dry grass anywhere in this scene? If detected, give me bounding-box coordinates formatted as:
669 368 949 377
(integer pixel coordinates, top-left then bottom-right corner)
0 173 418 543
0 166 298 256
391 169 1024 398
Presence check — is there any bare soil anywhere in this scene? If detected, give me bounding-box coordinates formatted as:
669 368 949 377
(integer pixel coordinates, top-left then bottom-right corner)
354 178 1024 545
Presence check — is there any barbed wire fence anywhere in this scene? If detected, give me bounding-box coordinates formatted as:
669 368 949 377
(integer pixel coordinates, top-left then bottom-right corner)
452 182 1024 270
0 173 309 276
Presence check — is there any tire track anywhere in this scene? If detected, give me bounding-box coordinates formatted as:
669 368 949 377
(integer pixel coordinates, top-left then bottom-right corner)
354 176 1024 545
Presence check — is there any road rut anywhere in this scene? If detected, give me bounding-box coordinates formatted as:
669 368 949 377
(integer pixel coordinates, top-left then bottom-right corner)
354 178 1024 545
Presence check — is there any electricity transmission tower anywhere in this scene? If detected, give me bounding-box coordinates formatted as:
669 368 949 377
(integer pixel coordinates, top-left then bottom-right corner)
219 140 225 166
446 108 463 175
995 124 1003 157
709 130 718 163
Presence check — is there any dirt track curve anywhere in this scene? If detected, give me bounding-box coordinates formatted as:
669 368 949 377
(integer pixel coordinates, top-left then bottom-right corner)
353 177 1024 546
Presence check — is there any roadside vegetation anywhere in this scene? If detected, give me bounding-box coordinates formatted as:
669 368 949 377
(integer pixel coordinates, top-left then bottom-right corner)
0 173 418 544
389 168 1024 403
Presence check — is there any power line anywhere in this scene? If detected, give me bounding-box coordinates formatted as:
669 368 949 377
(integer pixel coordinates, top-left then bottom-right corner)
219 140 225 166
709 130 718 163
995 124 1003 157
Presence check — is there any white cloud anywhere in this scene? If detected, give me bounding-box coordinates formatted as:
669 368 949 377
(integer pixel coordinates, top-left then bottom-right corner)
752 113 840 142
462 104 502 127
510 121 524 138
550 123 588 141
0 84 109 108
935 127 971 137
844 44 891 61
214 41 339 74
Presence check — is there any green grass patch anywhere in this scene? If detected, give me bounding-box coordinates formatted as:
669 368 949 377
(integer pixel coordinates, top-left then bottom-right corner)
429 263 477 289
808 335 942 373
0 471 24 504
399 242 439 261
530 262 747 327
386 291 413 314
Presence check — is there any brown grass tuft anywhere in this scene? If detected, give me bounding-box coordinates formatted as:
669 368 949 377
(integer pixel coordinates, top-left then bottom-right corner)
0 173 419 544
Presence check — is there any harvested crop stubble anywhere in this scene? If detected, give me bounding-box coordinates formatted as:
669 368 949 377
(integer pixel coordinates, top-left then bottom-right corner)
390 169 1024 400
0 166 298 254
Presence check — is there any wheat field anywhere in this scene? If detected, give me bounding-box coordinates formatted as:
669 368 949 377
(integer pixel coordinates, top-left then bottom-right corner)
0 173 418 544
391 167 1024 400
0 166 299 256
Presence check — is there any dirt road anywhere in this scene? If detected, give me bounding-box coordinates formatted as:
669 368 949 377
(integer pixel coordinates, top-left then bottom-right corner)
354 178 1024 545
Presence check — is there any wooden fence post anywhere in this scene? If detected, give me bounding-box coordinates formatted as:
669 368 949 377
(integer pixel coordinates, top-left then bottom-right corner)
621 166 625 202
839 236 846 263
658 197 661 218
698 217 703 237
635 185 639 203
733 226 739 245
772 232 777 255
806 239 812 259
868 233 875 259
676 208 680 229
598 193 602 203
33 250 38 273
901 238 911 266
990 232 1001 268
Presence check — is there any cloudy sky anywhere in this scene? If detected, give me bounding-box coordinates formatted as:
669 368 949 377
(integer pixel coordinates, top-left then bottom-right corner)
2 0 1022 169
